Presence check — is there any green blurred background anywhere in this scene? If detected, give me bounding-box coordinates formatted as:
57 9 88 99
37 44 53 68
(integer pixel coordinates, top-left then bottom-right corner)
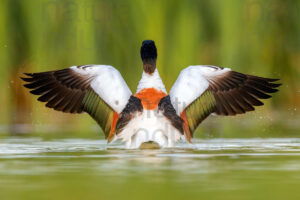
0 0 299 138
1 1 300 200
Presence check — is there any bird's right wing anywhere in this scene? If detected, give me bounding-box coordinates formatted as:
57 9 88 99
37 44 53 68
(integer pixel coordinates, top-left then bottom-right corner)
169 65 280 141
22 65 132 140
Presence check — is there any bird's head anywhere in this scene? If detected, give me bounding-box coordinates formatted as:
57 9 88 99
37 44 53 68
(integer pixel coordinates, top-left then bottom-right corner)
140 40 157 74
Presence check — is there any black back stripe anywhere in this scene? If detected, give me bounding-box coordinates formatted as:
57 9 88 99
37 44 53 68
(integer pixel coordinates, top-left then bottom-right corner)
158 95 184 134
116 96 143 134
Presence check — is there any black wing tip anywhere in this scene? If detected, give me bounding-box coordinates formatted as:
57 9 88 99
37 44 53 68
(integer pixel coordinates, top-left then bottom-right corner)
21 73 37 90
252 76 282 92
272 83 282 89
24 72 34 76
211 72 281 117
20 77 29 82
267 79 281 93
268 78 280 82
23 83 33 89
249 74 281 82
263 93 272 99
20 72 36 83
267 78 281 87
265 77 281 83
257 101 265 106
20 69 87 115
29 90 40 95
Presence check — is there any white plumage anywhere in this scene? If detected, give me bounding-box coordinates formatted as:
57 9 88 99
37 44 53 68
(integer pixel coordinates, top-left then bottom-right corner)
71 65 132 113
136 69 167 94
117 109 182 149
169 65 230 115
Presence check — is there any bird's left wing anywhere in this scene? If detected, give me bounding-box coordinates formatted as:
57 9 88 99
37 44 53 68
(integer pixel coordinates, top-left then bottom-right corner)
169 65 280 142
22 65 132 140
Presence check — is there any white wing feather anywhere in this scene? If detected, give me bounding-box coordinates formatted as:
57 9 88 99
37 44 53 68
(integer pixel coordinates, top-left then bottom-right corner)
71 65 132 113
169 65 231 115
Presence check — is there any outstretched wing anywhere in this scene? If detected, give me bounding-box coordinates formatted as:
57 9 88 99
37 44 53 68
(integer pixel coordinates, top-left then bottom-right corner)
169 65 280 141
21 65 132 138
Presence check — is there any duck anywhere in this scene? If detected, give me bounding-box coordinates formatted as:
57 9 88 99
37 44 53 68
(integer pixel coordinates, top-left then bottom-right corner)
22 40 280 149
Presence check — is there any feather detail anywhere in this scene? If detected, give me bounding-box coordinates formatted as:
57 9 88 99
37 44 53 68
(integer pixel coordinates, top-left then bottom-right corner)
82 90 115 138
170 65 281 137
21 65 132 138
183 90 216 135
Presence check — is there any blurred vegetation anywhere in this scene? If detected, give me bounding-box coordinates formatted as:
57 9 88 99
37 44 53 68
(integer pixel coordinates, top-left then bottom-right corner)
0 0 299 136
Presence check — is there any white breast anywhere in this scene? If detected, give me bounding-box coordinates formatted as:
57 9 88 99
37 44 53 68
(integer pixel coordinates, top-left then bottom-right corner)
116 109 183 149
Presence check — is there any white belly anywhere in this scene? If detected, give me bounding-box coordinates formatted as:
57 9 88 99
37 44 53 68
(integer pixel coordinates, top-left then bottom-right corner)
116 109 183 149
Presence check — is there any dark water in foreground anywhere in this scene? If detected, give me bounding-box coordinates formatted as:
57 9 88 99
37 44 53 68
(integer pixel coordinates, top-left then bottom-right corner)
1 138 300 200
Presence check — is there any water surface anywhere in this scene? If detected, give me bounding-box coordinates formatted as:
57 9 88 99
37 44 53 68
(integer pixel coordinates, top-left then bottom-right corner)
1 137 300 200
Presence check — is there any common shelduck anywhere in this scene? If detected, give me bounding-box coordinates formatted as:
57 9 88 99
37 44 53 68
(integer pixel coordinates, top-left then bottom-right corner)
22 40 280 149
